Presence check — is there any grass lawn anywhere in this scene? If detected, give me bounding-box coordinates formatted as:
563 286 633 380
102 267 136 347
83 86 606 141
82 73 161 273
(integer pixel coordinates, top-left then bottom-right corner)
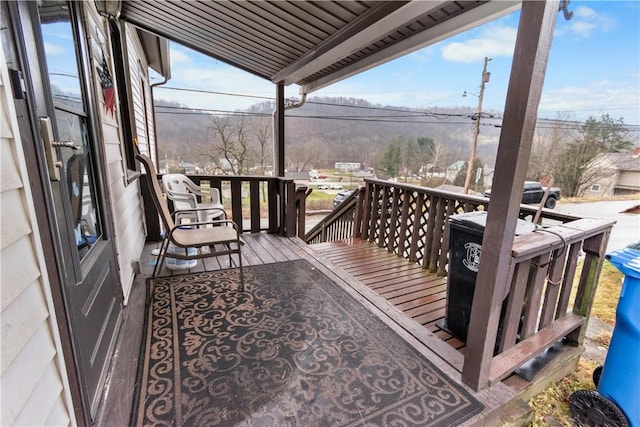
529 260 625 425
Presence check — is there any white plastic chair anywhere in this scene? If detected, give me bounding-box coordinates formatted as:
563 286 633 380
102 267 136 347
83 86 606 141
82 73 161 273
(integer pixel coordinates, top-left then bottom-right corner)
162 174 226 224
138 155 244 288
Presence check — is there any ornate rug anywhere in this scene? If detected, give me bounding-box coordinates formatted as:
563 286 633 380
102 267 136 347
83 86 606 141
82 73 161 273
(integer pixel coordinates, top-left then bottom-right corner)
132 260 483 426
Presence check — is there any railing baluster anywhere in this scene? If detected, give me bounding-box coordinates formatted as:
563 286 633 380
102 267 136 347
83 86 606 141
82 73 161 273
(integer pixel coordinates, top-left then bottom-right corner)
408 192 424 263
429 198 446 273
423 195 437 270
539 248 566 328
556 243 581 319
521 254 550 339
250 180 261 233
499 260 532 352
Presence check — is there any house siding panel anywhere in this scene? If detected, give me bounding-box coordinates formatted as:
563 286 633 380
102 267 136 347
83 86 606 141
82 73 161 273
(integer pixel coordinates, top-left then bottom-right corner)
617 170 640 190
1 278 50 373
1 37 73 426
1 322 58 425
13 337 67 426
0 187 34 251
0 237 40 312
85 5 149 303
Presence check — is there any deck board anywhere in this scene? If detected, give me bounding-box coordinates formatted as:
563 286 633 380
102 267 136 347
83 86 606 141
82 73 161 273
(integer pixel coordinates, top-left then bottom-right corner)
310 238 466 360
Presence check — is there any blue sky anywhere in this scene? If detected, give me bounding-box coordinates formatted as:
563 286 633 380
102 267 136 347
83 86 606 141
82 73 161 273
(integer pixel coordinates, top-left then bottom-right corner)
154 1 640 129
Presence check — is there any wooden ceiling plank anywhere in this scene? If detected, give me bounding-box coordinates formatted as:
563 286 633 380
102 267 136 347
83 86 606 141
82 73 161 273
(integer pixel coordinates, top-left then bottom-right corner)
169 1 299 63
273 1 445 84
121 3 279 79
215 1 316 53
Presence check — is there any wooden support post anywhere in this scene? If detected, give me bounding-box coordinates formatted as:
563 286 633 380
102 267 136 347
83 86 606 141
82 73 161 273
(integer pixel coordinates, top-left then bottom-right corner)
462 0 560 391
285 180 296 237
295 186 309 239
274 83 285 177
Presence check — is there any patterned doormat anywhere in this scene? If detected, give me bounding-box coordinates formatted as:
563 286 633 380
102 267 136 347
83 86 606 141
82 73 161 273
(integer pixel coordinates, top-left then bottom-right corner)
132 260 483 426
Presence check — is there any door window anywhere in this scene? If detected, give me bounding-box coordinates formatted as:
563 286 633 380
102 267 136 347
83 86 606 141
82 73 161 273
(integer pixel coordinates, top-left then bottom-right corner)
40 1 101 260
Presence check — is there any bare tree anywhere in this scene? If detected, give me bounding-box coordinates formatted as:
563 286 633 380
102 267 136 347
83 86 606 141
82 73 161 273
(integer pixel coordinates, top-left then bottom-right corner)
528 113 576 181
552 114 632 196
202 115 253 175
287 139 324 172
251 116 272 175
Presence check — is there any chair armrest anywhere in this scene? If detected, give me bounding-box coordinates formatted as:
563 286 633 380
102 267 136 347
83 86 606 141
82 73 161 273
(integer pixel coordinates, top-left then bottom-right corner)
183 180 222 203
166 189 197 208
167 219 240 236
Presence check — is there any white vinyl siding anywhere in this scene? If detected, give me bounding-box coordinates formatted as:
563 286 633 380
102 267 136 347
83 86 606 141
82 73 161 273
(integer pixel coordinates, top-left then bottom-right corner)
85 6 148 303
126 25 157 161
1 39 73 426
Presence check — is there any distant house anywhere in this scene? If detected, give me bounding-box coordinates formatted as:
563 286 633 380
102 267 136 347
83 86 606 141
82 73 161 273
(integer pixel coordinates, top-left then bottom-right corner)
335 162 361 172
446 160 466 182
584 149 640 197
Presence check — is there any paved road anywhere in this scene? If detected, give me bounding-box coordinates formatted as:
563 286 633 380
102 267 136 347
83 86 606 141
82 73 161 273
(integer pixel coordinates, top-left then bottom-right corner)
554 200 639 252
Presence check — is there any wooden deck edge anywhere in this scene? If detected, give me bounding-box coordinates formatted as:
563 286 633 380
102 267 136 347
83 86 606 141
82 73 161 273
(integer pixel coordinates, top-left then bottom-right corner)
502 344 584 403
489 314 585 384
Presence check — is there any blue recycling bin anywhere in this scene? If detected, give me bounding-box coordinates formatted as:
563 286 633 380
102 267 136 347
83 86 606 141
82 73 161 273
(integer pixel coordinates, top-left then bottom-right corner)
597 248 640 426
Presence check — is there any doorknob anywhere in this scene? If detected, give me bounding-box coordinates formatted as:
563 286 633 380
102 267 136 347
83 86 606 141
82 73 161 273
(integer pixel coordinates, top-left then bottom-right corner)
39 117 63 181
51 140 80 150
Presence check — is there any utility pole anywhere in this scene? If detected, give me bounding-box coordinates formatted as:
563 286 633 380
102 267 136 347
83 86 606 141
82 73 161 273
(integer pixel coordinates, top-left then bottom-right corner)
464 56 491 194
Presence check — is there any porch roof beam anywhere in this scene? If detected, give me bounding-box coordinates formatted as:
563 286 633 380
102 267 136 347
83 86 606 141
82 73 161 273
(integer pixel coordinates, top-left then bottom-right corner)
462 0 561 391
272 1 440 85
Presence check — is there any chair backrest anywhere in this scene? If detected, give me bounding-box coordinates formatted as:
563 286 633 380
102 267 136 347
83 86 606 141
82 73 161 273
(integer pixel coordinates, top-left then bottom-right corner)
162 173 221 206
162 174 190 194
136 154 175 233
162 174 195 210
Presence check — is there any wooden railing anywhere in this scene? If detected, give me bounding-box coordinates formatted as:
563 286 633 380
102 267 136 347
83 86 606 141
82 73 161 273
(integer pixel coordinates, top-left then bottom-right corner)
307 178 615 390
485 218 613 385
142 174 309 239
305 188 364 244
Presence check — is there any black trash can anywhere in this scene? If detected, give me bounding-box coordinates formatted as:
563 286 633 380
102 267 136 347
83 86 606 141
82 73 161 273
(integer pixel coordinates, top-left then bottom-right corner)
443 211 536 342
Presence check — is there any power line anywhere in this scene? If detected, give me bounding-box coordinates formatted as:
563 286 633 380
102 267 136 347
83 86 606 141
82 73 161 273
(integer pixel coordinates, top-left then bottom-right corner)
154 86 640 129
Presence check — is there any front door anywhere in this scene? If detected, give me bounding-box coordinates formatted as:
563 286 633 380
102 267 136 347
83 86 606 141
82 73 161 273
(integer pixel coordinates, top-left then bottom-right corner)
10 1 123 420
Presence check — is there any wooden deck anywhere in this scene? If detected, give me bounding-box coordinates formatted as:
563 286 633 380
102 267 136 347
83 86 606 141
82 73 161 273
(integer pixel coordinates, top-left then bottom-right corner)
96 233 515 427
311 238 466 353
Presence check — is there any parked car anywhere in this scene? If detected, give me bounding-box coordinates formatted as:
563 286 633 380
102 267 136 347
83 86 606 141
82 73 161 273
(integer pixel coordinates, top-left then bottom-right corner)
484 181 561 209
333 190 354 209
330 183 343 190
317 183 329 190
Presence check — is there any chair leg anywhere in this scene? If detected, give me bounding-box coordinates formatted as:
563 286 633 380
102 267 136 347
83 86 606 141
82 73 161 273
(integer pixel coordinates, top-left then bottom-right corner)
153 238 170 279
237 243 244 292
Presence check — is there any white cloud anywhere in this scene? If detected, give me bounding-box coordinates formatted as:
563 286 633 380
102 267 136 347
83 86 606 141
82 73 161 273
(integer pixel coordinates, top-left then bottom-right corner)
555 6 617 38
407 46 436 64
539 80 640 124
169 48 192 64
440 26 517 63
44 42 64 56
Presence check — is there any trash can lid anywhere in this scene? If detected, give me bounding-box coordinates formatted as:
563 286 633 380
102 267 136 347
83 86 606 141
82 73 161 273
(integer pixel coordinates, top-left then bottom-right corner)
450 211 537 235
606 247 640 279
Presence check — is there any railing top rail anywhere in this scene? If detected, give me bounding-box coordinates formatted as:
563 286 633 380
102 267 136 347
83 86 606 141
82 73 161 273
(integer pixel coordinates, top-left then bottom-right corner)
364 178 488 204
364 178 581 223
511 218 616 261
157 173 292 183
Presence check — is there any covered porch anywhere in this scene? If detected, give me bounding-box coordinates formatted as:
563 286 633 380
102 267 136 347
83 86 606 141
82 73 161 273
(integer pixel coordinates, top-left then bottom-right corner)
96 173 614 425
104 0 613 424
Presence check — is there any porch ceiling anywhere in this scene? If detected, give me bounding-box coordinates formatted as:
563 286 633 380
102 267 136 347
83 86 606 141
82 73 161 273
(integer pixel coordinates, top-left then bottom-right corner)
119 0 520 93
